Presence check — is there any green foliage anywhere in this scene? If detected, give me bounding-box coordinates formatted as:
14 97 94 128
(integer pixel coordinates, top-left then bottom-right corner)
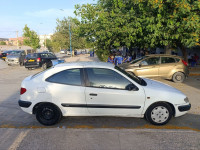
75 0 200 59
0 41 6 45
46 39 53 52
22 24 40 49
51 17 91 52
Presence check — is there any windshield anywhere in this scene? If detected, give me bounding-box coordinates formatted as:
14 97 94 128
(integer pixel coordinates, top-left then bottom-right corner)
115 66 147 86
130 56 148 64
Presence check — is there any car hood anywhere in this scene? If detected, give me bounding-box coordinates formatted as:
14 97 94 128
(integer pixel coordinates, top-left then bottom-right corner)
6 55 20 59
119 63 136 70
142 78 186 104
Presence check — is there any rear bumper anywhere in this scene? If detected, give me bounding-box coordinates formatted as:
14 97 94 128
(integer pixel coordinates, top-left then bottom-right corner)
18 100 32 108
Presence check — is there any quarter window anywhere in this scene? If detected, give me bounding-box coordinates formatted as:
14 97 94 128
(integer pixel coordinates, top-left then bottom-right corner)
86 68 132 90
161 57 176 64
46 69 82 86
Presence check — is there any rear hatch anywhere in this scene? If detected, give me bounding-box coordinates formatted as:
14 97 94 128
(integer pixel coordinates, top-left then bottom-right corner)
25 53 39 66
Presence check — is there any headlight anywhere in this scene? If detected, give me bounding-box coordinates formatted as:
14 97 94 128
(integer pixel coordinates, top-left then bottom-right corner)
184 97 189 103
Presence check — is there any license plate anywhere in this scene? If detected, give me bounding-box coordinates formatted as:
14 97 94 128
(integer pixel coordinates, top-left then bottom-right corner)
2 57 6 59
28 59 35 62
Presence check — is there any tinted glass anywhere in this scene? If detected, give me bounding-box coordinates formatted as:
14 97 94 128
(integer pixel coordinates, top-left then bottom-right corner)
48 53 56 58
130 56 148 64
46 69 81 86
26 53 38 58
40 53 49 58
161 57 176 64
86 68 132 90
141 57 159 66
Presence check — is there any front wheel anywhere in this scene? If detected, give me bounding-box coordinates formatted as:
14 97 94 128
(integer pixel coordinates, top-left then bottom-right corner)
36 103 62 126
145 102 173 125
172 72 185 83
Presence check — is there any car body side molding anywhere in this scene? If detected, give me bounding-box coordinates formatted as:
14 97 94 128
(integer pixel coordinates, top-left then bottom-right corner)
61 103 141 109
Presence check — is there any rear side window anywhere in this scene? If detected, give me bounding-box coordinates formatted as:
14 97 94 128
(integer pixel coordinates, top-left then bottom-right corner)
161 57 176 64
46 69 82 86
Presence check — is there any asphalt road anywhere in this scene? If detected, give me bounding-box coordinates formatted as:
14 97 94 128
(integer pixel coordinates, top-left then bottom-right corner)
0 55 200 150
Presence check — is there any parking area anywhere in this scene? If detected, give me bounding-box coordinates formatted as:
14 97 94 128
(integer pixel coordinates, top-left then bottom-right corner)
0 55 200 149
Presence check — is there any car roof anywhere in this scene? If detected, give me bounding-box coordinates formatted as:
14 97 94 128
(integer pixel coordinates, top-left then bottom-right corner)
54 61 114 69
146 54 182 58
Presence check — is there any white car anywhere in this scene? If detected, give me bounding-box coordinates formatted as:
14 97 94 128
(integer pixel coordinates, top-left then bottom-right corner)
18 62 191 126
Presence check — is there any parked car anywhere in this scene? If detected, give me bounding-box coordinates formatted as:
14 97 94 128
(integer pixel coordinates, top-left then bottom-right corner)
5 50 26 66
66 49 72 55
0 50 13 60
60 49 66 54
120 54 189 83
24 52 57 70
18 62 190 126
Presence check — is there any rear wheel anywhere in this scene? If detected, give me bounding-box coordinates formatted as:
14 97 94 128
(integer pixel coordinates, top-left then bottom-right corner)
172 72 185 83
145 102 173 125
36 103 62 126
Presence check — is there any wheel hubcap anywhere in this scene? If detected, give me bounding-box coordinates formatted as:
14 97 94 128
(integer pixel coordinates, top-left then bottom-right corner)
42 108 54 120
151 106 169 123
176 75 182 81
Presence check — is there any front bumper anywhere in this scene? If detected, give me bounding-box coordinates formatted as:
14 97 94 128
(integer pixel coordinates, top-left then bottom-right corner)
18 100 32 108
178 103 191 112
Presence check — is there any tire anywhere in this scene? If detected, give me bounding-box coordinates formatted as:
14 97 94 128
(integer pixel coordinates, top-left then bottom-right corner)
145 102 173 126
172 72 185 83
36 103 62 126
42 63 47 70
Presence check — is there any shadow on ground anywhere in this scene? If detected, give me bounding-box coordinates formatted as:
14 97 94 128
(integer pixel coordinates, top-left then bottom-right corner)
0 91 199 131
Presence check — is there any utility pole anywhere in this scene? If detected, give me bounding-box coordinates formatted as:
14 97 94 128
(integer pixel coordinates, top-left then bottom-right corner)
44 34 47 50
16 31 19 49
69 20 72 57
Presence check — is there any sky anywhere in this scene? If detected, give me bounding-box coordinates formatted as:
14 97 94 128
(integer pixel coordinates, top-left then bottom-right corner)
0 0 97 38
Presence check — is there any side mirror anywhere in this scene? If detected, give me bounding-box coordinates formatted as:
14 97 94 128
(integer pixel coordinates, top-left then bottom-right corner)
126 84 139 91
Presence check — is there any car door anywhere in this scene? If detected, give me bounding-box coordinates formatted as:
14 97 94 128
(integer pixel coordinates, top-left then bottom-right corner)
45 68 88 116
84 68 146 117
159 57 177 78
135 57 160 77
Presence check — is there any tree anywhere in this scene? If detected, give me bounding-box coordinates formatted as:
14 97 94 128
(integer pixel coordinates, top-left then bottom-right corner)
0 41 6 45
23 24 40 49
75 0 200 61
51 17 90 52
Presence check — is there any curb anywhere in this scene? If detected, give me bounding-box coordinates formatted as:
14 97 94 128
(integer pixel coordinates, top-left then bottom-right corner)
189 73 200 76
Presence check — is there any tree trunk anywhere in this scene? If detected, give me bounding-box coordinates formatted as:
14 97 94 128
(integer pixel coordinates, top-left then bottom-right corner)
165 45 171 54
180 45 188 62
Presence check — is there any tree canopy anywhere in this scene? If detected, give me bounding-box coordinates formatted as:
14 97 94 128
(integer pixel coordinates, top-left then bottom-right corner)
50 17 91 52
75 0 200 60
22 25 40 50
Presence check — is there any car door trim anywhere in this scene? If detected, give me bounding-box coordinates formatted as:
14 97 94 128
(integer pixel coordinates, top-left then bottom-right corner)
61 103 141 109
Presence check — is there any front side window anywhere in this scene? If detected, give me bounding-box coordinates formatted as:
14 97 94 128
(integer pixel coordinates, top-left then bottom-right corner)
86 68 132 90
46 69 82 86
161 57 176 64
140 57 159 66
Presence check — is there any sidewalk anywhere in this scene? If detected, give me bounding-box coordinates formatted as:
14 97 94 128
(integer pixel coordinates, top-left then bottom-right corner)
64 54 100 62
189 65 200 76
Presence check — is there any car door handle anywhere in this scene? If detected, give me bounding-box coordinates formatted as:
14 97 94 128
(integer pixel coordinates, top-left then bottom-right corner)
89 93 98 96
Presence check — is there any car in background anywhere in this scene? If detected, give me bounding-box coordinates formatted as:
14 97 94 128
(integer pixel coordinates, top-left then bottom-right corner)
24 52 57 70
120 54 189 83
0 50 14 60
18 62 190 126
5 50 26 66
66 49 72 55
60 49 66 54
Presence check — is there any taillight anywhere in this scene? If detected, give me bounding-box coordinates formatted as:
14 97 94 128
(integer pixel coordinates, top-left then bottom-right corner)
182 60 188 66
24 59 27 62
20 88 26 95
37 58 41 62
